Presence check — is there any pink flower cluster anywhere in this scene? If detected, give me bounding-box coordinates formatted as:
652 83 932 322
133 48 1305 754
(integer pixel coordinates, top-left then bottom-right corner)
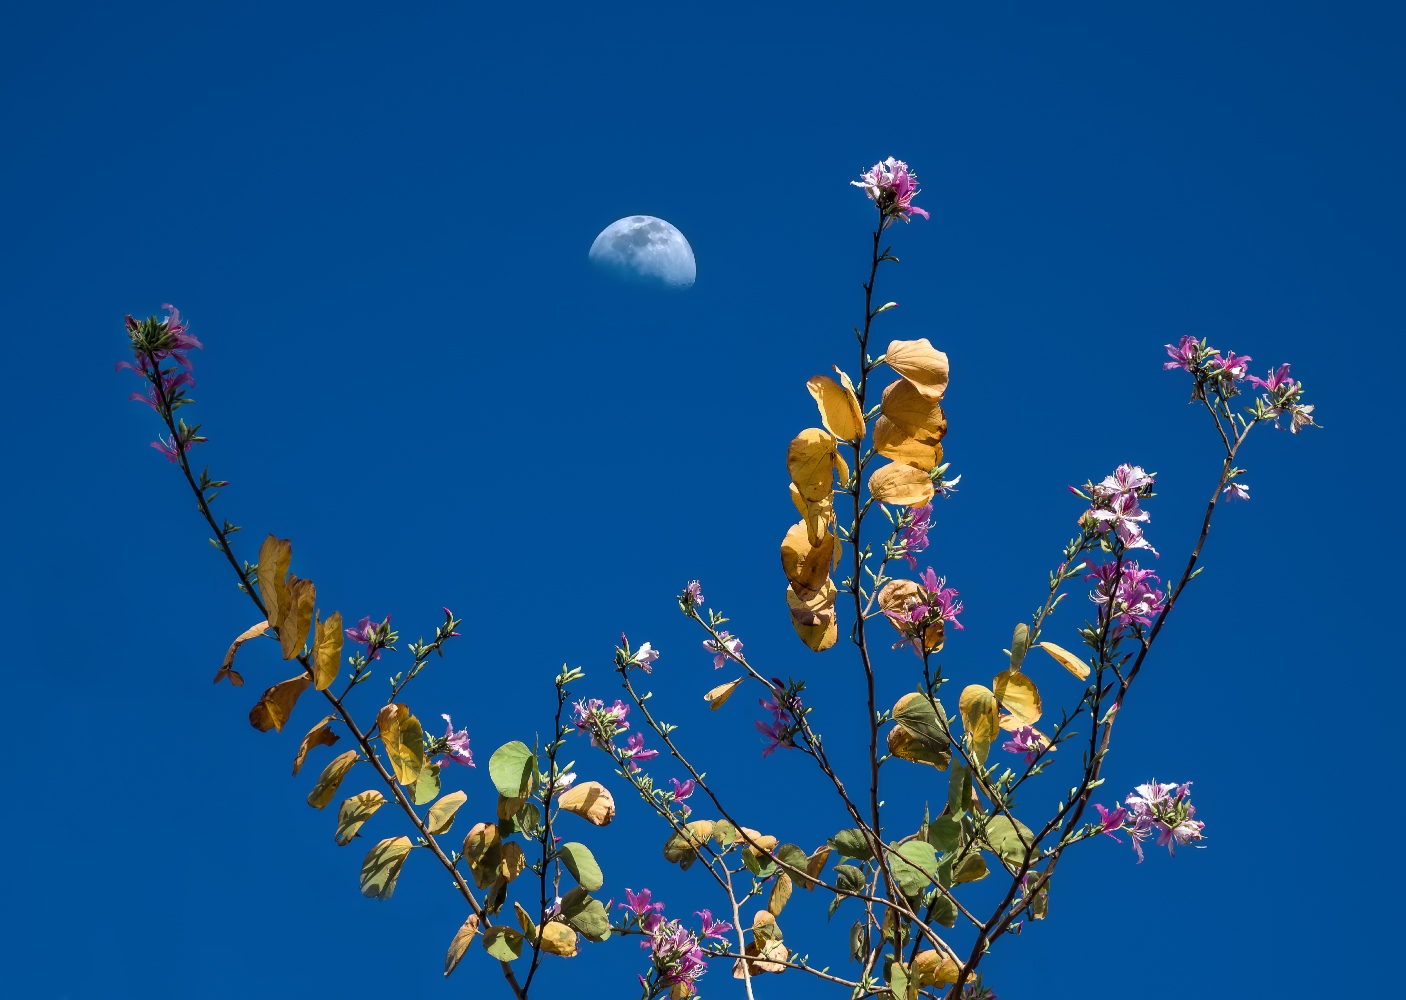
884 567 964 657
1086 560 1166 630
1096 780 1205 862
1075 464 1157 556
572 698 630 748
756 679 801 758
619 889 730 996
1164 337 1317 437
901 503 932 569
438 713 475 768
1000 725 1051 766
703 631 743 670
851 157 930 222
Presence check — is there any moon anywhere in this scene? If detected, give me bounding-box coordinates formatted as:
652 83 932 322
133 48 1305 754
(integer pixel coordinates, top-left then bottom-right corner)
588 216 696 288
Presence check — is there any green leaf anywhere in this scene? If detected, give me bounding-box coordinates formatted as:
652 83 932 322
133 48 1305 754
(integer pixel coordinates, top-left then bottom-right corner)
412 762 441 805
561 886 612 942
1010 623 1030 669
482 926 524 962
427 790 467 835
775 843 808 875
890 840 938 899
828 828 874 861
488 741 535 798
558 841 604 891
933 893 957 928
360 836 412 899
984 815 1035 866
712 819 737 848
952 852 989 884
833 864 866 892
517 801 542 836
335 790 385 846
946 764 971 819
892 692 951 765
938 855 953 889
926 814 961 852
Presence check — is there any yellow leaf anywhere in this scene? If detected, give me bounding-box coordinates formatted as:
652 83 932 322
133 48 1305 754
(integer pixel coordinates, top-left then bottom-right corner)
806 375 865 441
279 576 316 660
257 535 291 631
663 820 715 869
248 674 311 733
767 873 793 915
427 789 468 835
463 822 503 889
514 901 538 939
739 829 778 854
885 339 950 401
787 429 838 502
557 781 616 826
499 841 527 882
798 491 835 546
911 950 961 986
444 914 480 976
873 416 943 471
790 610 838 652
539 921 578 957
704 678 745 710
377 703 424 786
803 846 831 890
880 377 948 436
214 619 268 685
780 520 834 600
292 714 340 775
952 852 989 884
360 835 412 899
734 940 789 978
993 671 1041 728
335 790 385 845
1038 641 1092 680
833 449 850 487
787 582 838 652
307 749 359 810
868 462 935 507
958 685 1001 744
311 611 343 691
887 723 949 769
751 909 782 944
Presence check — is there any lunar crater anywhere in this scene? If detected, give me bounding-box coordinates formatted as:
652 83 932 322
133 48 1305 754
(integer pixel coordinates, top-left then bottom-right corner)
589 215 696 288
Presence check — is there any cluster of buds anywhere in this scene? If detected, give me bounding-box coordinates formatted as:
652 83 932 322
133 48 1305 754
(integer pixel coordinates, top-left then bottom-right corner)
573 698 630 748
1071 464 1158 556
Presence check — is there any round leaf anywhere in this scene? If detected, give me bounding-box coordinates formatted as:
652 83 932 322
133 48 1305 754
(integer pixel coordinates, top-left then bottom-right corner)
884 339 949 401
868 462 935 507
558 841 604 891
557 781 616 826
428 789 468 835
307 750 359 810
336 789 386 846
880 376 948 436
958 685 1000 743
806 375 865 441
360 836 412 899
488 741 535 798
482 926 523 962
780 521 834 600
787 428 838 502
993 670 1041 729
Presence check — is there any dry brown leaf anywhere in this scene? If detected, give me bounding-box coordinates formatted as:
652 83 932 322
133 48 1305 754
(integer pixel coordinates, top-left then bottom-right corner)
292 715 340 775
257 535 292 630
833 449 850 488
873 415 943 471
958 685 1001 744
993 670 1041 728
427 789 468 835
806 375 865 441
215 620 268 685
1038 641 1092 680
780 521 834 600
803 846 831 890
558 781 616 826
868 462 935 507
881 377 949 436
307 749 359 810
279 575 316 660
444 914 480 976
787 428 838 502
752 909 781 943
733 941 789 978
704 677 745 710
311 611 342 691
885 339 950 401
248 674 311 733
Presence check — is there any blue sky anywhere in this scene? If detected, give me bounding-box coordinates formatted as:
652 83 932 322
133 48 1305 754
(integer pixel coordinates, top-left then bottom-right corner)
2 2 1401 997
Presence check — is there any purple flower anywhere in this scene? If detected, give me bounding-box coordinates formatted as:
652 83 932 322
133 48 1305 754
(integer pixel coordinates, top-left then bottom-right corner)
1162 335 1201 372
1209 350 1252 380
1221 481 1250 503
1000 725 1049 765
695 910 733 941
703 631 743 669
632 641 660 673
623 731 659 773
572 698 630 747
1247 363 1295 393
345 614 394 661
901 503 932 569
919 567 964 630
684 580 704 606
1288 403 1316 434
1094 802 1127 842
439 713 475 767
852 157 930 222
1086 560 1166 629
669 777 696 816
544 770 576 796
128 366 194 414
1079 465 1158 556
755 715 794 758
622 887 662 918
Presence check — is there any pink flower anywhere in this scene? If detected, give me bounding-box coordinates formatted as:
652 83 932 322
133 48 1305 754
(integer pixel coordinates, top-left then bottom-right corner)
623 731 659 772
632 641 660 673
669 777 696 816
703 631 742 669
1288 403 1316 434
1246 363 1295 393
1162 335 1201 372
851 157 930 222
572 698 630 747
919 567 964 630
439 713 475 767
1086 560 1166 628
684 580 704 606
1094 802 1127 842
1221 481 1250 503
1209 350 1252 380
345 614 395 661
1080 465 1158 556
695 910 733 941
1124 780 1204 862
1000 725 1049 765
901 503 932 569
